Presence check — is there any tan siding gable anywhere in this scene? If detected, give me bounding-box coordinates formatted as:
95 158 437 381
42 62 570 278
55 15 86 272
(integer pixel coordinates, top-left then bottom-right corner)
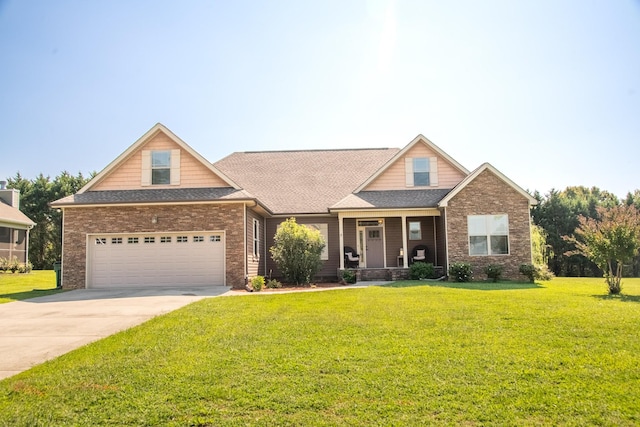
92 131 229 190
364 143 466 191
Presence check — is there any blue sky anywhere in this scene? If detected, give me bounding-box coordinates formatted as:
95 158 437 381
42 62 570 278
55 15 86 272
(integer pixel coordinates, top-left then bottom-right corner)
1 1 638 198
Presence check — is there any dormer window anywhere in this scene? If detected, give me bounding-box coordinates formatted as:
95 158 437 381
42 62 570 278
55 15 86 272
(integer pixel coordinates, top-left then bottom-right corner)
413 158 430 186
151 151 171 185
141 149 180 186
405 157 438 187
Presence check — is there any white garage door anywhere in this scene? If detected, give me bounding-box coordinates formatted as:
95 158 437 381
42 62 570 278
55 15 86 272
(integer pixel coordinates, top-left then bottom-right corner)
87 232 225 288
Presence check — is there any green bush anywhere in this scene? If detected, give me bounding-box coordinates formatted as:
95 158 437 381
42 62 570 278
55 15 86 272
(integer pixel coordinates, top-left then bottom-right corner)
520 263 555 283
250 276 265 292
269 218 325 285
519 264 536 282
449 262 473 282
0 257 25 274
266 279 283 289
484 264 503 282
410 262 435 280
342 269 356 284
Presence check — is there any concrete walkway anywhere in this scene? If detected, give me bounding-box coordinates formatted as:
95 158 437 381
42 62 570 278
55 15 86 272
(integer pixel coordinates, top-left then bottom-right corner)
0 287 228 380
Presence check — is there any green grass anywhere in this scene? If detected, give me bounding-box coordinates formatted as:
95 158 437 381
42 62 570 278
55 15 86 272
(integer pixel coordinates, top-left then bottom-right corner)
1 277 639 426
0 270 61 303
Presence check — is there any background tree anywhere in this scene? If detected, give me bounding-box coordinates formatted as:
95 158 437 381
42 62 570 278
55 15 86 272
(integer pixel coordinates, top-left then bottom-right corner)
532 186 619 277
270 218 325 285
7 171 91 269
565 205 640 294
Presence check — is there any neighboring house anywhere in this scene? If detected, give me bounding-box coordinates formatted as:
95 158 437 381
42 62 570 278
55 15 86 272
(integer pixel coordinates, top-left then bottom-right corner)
0 182 35 264
51 123 537 289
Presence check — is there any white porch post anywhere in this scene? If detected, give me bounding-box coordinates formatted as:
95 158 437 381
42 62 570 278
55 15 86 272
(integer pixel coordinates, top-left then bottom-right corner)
401 214 408 268
338 213 345 269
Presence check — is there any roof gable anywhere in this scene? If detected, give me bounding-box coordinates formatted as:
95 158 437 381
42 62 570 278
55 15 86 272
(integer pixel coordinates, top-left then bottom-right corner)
355 135 469 192
438 163 537 207
79 123 239 193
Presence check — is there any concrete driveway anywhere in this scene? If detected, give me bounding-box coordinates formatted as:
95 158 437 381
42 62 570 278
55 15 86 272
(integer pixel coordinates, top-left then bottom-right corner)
0 287 229 380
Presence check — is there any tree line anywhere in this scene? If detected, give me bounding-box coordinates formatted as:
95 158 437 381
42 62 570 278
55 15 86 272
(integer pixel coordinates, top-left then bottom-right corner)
6 172 92 269
531 186 640 278
4 171 640 276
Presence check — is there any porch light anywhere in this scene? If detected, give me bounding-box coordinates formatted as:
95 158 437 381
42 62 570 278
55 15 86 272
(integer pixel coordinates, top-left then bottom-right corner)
399 248 404 256
151 215 158 224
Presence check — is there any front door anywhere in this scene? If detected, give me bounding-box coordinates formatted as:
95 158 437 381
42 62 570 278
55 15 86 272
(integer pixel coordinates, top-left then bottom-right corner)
365 227 384 268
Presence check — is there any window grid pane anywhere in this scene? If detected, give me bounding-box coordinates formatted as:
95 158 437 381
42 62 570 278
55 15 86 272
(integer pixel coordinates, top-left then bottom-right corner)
468 215 509 255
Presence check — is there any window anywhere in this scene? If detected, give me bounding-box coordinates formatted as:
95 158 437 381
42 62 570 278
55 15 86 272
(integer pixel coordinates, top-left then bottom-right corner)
210 235 221 242
144 236 155 244
405 157 438 187
111 237 123 244
253 219 260 257
160 236 172 243
468 215 509 255
409 221 422 240
128 237 139 244
95 238 107 245
413 158 430 186
177 236 188 243
308 223 329 260
151 151 171 185
193 236 204 242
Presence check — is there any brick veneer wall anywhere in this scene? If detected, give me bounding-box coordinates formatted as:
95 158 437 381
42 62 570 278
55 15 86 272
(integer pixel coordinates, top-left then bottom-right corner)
445 169 533 280
61 203 246 289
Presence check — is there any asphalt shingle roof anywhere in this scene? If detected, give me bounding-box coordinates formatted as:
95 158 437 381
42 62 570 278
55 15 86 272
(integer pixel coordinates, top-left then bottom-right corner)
214 148 400 214
0 201 35 227
331 189 452 210
51 187 254 206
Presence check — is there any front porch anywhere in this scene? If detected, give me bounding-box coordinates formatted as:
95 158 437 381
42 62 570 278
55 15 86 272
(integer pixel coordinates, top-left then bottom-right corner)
336 208 447 272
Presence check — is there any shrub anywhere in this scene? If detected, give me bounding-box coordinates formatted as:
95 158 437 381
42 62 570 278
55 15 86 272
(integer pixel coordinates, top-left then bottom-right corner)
266 279 282 289
519 264 536 283
18 262 33 274
250 276 265 292
341 269 356 284
536 264 555 281
7 257 21 273
520 263 555 283
410 262 435 280
270 218 325 285
484 264 503 282
0 257 7 272
449 262 473 282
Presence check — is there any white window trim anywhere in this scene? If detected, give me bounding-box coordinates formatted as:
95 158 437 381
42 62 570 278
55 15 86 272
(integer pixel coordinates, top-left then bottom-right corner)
409 221 422 240
307 223 329 261
142 149 181 186
253 218 260 258
468 214 510 256
405 157 438 187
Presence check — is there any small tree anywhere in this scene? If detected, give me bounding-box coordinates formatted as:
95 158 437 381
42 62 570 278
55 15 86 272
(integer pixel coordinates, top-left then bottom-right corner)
270 218 325 285
565 205 640 294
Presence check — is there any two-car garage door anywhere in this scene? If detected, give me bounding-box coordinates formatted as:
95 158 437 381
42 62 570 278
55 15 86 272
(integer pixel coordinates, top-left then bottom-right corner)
87 232 225 288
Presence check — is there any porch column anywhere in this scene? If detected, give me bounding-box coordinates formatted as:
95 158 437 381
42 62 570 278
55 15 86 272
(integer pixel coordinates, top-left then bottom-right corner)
338 214 344 269
401 214 408 268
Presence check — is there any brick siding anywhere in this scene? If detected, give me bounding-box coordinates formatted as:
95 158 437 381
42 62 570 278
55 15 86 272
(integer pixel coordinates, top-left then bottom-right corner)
445 169 533 280
61 203 246 289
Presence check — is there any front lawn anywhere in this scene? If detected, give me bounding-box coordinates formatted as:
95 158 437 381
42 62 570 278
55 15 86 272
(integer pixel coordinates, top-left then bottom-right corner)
0 270 61 304
1 278 639 425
